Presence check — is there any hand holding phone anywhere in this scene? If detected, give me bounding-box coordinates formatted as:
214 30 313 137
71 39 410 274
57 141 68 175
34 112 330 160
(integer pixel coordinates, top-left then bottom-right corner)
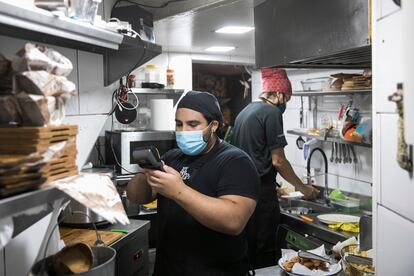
132 146 165 171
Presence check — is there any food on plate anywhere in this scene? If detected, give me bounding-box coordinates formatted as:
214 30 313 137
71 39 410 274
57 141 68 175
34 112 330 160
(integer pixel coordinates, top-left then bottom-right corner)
282 255 328 272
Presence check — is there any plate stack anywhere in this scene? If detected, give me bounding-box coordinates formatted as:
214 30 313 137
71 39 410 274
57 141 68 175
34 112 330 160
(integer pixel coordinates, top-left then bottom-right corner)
0 124 78 197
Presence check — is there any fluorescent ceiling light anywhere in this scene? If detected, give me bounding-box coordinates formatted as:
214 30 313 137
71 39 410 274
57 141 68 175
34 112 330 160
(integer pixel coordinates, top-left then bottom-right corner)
205 46 235 52
215 26 254 34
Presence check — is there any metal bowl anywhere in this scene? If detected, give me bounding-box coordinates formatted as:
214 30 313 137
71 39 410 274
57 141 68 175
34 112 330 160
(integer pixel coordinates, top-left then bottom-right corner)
340 245 375 276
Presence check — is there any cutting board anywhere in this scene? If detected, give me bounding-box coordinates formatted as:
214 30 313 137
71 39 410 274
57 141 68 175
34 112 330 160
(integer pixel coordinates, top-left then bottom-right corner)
59 228 123 247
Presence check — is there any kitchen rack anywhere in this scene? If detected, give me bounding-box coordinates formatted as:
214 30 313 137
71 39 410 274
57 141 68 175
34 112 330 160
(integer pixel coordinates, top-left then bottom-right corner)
129 88 184 95
291 89 372 97
0 187 66 238
0 1 162 86
287 129 372 148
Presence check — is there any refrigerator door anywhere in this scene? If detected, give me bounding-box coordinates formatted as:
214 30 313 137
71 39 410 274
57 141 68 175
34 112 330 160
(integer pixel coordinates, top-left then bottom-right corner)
378 113 414 221
403 0 414 144
376 205 414 275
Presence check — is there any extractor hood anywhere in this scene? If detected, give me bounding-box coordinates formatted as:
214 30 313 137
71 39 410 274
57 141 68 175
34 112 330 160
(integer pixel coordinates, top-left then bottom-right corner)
254 0 371 69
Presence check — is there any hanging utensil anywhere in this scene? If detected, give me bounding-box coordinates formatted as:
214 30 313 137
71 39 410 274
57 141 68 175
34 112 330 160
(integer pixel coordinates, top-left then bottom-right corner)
343 144 347 164
338 143 342 163
330 143 334 162
335 143 339 163
350 145 358 164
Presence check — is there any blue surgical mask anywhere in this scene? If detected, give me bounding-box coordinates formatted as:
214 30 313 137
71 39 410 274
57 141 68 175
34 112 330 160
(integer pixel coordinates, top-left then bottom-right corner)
175 125 211 156
277 103 286 114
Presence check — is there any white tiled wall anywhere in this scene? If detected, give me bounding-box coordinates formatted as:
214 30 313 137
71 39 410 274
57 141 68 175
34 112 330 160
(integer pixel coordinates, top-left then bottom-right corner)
251 69 373 196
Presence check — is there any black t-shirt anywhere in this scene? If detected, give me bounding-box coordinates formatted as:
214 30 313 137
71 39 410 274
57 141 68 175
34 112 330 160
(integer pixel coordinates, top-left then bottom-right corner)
232 101 288 180
154 141 260 276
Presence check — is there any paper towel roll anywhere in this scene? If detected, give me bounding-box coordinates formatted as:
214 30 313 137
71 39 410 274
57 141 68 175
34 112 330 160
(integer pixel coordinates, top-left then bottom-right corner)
150 99 175 131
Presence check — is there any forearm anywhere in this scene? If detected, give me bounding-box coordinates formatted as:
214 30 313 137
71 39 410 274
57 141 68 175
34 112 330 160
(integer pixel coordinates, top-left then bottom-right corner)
127 173 155 204
275 159 305 190
173 186 255 236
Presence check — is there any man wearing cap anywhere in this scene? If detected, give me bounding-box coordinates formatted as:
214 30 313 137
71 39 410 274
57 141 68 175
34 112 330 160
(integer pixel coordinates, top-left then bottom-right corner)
232 68 319 268
127 91 260 275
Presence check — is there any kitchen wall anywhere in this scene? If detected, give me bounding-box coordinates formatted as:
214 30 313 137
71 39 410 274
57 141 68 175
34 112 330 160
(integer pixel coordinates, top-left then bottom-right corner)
251 69 373 197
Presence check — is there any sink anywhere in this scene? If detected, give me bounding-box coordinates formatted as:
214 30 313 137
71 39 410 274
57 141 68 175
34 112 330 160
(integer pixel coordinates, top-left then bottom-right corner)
280 199 333 214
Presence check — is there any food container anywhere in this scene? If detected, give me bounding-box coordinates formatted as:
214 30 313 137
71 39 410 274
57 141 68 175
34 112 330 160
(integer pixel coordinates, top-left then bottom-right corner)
341 245 374 276
331 197 360 213
301 77 332 91
69 0 102 23
144 64 160 84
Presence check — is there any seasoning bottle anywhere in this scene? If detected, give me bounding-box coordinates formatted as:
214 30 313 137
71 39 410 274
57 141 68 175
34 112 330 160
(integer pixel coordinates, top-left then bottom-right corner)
166 69 174 89
128 74 136 88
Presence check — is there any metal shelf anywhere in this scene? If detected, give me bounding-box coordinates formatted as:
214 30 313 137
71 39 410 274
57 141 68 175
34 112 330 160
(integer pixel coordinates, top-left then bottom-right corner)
287 130 372 148
0 187 67 237
0 1 123 52
129 88 184 95
292 89 371 97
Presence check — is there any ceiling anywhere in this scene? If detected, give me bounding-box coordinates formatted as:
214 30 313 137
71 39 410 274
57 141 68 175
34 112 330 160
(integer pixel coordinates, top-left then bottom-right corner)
140 0 256 58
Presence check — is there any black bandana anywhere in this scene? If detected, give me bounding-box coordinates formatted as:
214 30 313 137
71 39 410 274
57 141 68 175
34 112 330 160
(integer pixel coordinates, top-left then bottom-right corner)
177 91 224 125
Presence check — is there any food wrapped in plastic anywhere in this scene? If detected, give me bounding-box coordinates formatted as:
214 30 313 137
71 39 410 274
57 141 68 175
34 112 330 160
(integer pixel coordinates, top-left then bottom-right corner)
49 173 129 225
0 54 13 94
0 95 22 126
15 71 76 97
12 43 73 76
16 92 55 126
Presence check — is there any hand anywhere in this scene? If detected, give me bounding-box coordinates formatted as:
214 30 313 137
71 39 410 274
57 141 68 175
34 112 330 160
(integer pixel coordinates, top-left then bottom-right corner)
144 165 187 200
299 184 320 200
277 188 288 198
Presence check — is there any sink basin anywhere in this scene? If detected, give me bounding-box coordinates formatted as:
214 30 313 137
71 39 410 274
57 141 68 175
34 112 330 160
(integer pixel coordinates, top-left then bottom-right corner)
280 199 333 214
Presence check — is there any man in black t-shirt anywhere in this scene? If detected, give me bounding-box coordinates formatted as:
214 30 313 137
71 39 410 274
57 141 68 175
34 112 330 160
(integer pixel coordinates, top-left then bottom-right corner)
232 68 319 269
127 91 260 276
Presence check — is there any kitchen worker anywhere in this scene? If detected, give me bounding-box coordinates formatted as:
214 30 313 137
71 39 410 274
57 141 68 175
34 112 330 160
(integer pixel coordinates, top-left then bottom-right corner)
232 68 320 268
127 91 260 276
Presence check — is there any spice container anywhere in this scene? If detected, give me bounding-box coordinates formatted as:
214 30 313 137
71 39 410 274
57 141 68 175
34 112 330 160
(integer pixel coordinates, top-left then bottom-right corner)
127 74 136 88
144 64 160 84
166 69 174 89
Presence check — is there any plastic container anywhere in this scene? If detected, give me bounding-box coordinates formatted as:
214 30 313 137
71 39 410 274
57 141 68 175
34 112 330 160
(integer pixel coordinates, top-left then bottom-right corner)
70 0 102 23
331 197 360 213
166 69 174 89
144 64 160 84
301 77 332 91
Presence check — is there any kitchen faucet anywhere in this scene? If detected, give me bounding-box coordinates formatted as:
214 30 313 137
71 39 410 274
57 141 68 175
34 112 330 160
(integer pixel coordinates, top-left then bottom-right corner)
306 147 330 205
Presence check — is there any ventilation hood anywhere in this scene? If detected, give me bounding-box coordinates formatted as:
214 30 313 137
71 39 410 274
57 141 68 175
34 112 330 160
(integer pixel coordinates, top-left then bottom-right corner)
254 0 371 69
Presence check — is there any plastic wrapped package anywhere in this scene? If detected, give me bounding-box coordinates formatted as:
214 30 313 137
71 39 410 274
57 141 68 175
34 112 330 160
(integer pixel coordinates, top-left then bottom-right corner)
12 43 73 76
15 71 76 97
0 95 22 125
0 54 13 94
16 92 55 126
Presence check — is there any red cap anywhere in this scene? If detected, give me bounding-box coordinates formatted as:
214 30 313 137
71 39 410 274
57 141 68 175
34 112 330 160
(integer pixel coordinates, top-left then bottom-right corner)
261 68 292 96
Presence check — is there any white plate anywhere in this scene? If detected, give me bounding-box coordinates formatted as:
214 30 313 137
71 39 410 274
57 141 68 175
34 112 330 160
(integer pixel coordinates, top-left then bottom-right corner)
278 255 342 276
281 191 304 200
317 214 360 224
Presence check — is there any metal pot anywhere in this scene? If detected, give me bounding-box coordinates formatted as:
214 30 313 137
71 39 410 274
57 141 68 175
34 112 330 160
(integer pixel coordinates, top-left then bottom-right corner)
30 246 116 276
61 168 114 225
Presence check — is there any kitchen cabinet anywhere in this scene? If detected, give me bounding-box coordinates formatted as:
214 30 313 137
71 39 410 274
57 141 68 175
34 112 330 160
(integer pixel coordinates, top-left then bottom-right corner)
376 205 414 275
254 0 370 69
374 10 403 113
377 113 414 221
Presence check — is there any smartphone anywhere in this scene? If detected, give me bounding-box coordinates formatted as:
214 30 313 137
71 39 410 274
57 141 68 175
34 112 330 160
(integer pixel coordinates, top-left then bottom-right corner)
132 146 164 171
